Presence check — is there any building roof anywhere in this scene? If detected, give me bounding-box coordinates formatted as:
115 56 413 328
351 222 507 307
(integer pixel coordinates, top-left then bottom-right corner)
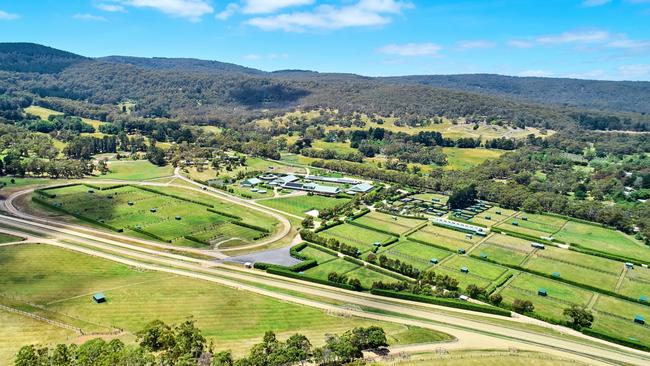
278 174 299 184
348 182 374 193
313 185 340 194
243 178 262 185
306 175 360 184
93 293 105 299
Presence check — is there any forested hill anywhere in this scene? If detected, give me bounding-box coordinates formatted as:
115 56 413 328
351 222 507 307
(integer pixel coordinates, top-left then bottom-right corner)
0 43 649 131
380 74 650 115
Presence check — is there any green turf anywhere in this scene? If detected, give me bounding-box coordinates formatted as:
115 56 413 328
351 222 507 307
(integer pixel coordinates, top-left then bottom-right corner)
534 247 622 274
409 225 480 251
259 195 349 217
504 273 593 305
303 258 360 279
299 246 338 263
319 224 394 252
470 207 517 227
523 257 620 292
441 147 505 170
433 267 492 289
379 240 451 270
473 243 527 266
346 266 399 289
554 221 650 263
0 233 22 244
442 256 507 280
354 212 426 235
97 160 175 181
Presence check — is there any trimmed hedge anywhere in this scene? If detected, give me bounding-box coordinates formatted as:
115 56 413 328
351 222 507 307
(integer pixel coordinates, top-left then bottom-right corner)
582 328 650 353
370 289 511 317
343 256 365 266
315 220 343 233
133 185 214 208
569 244 645 266
403 222 428 237
493 227 557 246
290 242 309 260
31 196 123 233
230 220 270 233
349 208 370 220
130 226 171 243
183 235 211 246
407 237 455 253
348 220 400 237
206 208 242 220
287 259 318 272
485 271 514 295
266 267 357 291
307 243 338 256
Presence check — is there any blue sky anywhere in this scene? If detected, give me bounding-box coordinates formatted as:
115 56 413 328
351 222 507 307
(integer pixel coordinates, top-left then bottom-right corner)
1 0 650 80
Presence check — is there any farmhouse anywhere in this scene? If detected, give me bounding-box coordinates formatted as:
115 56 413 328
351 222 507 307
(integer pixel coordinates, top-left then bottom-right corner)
241 178 262 187
346 182 375 194
431 217 488 236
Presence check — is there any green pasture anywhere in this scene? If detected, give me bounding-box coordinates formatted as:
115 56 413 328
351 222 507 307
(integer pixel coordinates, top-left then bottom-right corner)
408 225 480 251
473 243 528 266
442 256 507 281
379 240 451 270
259 194 349 217
534 246 623 274
591 315 650 347
483 233 534 253
319 224 394 252
503 273 593 305
354 211 426 235
434 267 493 289
98 160 175 181
442 147 505 171
347 266 400 288
470 206 516 227
303 258 360 279
523 257 620 292
620 267 650 299
0 233 23 244
554 221 650 263
298 245 338 263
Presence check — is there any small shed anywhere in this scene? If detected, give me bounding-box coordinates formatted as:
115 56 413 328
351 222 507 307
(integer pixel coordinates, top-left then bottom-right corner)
127 201 134 206
465 234 473 240
495 211 502 215
634 315 645 325
430 258 439 264
244 262 253 269
640 295 648 303
484 216 491 220
460 267 469 273
150 208 157 213
480 253 488 259
88 189 94 193
552 272 561 278
538 288 548 297
512 221 519 226
531 242 545 250
92 293 106 303
258 190 267 194
625 262 635 269
458 249 466 254
521 216 528 221
175 216 181 220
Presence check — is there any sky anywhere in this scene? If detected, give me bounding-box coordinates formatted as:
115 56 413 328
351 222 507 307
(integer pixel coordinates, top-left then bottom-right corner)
1 0 650 80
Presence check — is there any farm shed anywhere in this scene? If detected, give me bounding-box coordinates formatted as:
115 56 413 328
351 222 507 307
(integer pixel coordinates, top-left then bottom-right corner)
460 267 469 273
346 182 375 194
241 178 262 187
92 293 106 303
538 288 548 297
634 315 645 325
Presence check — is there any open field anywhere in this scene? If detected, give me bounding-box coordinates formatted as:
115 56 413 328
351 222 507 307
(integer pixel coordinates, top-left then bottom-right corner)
320 224 395 252
259 194 349 217
473 243 528 266
411 193 448 204
495 213 565 238
554 221 650 262
442 256 508 282
0 233 23 243
299 245 338 263
97 160 175 181
354 212 426 235
523 256 620 291
346 266 400 288
303 258 360 279
33 184 277 248
442 147 506 170
24 105 106 130
470 206 516 227
408 224 481 251
379 240 451 270
376 350 588 366
0 244 448 363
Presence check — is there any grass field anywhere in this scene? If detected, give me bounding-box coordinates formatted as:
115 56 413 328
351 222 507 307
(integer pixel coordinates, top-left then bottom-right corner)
408 225 481 251
442 147 505 170
24 105 106 130
442 256 508 281
97 160 175 181
379 240 451 270
473 243 528 266
523 256 620 291
346 266 399 288
554 221 650 262
303 258 360 279
411 193 448 204
298 245 338 263
0 244 450 362
34 184 277 248
259 194 349 217
377 350 587 366
320 224 395 252
470 206 516 227
0 233 23 244
354 212 426 235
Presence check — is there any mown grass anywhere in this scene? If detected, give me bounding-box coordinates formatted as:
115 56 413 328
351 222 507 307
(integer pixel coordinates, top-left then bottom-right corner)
303 258 360 279
0 233 22 244
355 212 425 235
259 195 349 217
319 224 394 252
379 240 451 270
408 225 480 251
442 147 505 170
96 160 175 181
379 350 588 366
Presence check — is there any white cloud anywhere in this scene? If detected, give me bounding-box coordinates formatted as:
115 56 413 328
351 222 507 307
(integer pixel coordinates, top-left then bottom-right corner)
96 3 127 12
536 30 610 44
216 3 239 20
581 0 611 6
242 0 315 14
247 0 413 32
518 70 554 77
507 39 534 48
456 40 495 50
0 10 19 20
73 13 108 21
378 42 442 56
608 39 650 51
618 64 650 79
565 69 606 79
243 53 261 60
115 0 213 21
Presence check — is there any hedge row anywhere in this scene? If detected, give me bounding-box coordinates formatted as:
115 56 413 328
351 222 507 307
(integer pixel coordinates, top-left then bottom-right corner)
370 289 511 317
364 262 414 282
230 220 270 233
287 259 318 272
130 226 171 243
485 271 514 295
382 237 399 247
348 220 401 238
403 222 428 237
133 185 214 208
32 196 123 233
307 243 338 256
206 208 242 220
582 328 650 353
343 256 365 267
493 227 557 246
348 208 370 220
34 189 57 199
315 220 343 233
376 209 428 221
289 242 309 260
266 267 357 291
407 237 455 253
183 235 211 246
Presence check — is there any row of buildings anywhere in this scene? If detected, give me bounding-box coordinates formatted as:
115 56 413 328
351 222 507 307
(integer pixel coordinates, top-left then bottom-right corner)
241 174 374 196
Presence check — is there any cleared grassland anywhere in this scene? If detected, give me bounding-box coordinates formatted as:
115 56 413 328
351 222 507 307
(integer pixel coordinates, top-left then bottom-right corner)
99 160 175 181
259 195 349 217
0 233 23 244
473 243 527 266
303 258 360 279
554 221 650 262
523 256 620 292
534 247 623 274
470 206 517 227
25 105 106 130
442 256 508 281
409 225 481 251
1 244 447 358
592 297 650 345
483 233 534 253
354 212 426 235
347 266 400 288
320 224 394 252
298 246 338 263
441 147 505 170
35 184 277 248
377 350 587 366
620 267 650 299
379 240 451 270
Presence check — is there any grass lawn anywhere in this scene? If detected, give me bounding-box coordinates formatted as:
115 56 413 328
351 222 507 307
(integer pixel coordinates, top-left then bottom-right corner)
470 207 517 227
594 295 650 320
346 266 399 289
523 256 620 292
259 194 349 217
355 212 426 235
504 273 593 305
303 258 360 279
0 178 55 194
473 243 528 266
442 147 505 170
379 240 451 270
483 233 535 253
409 225 481 251
0 233 23 244
298 245 338 264
411 193 448 204
377 350 586 366
442 256 507 280
0 244 449 359
591 315 650 347
434 267 493 289
97 160 175 181
554 221 650 263
320 224 394 252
